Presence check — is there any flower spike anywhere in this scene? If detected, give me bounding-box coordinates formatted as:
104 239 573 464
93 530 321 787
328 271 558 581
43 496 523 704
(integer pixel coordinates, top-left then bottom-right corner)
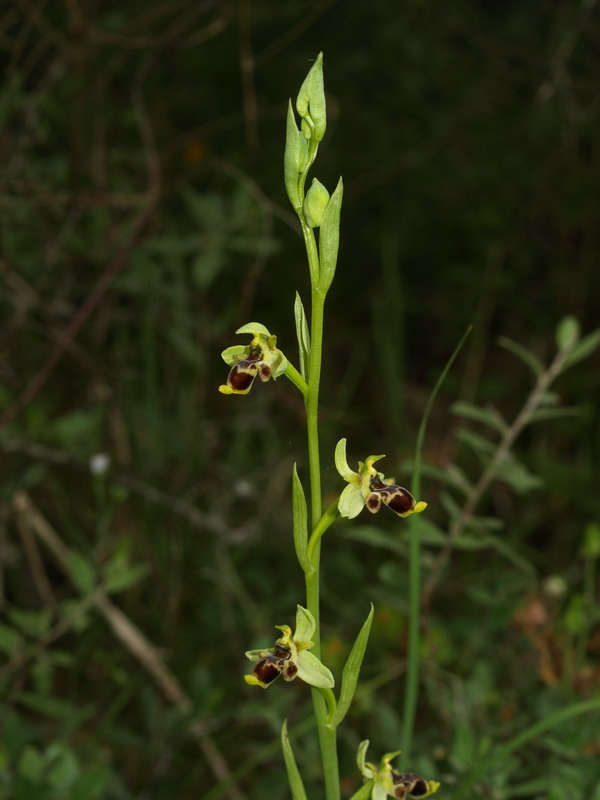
335 439 427 520
219 323 288 396
244 606 334 690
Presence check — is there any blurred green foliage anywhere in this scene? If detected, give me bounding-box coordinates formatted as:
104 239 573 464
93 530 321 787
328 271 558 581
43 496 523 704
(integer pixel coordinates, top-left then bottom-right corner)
1 1 599 798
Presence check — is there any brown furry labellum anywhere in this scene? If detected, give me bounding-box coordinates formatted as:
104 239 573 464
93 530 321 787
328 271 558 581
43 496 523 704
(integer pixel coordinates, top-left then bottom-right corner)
367 476 418 517
391 772 430 799
251 643 294 687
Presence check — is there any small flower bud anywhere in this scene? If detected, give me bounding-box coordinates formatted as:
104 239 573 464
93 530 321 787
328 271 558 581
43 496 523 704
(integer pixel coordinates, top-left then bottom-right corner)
303 178 330 228
296 52 326 142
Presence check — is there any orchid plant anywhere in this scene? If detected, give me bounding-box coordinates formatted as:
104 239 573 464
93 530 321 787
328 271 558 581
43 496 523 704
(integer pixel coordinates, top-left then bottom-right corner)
219 54 438 800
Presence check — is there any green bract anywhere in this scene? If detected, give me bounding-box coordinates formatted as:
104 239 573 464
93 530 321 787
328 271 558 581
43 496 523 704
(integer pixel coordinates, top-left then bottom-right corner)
284 100 309 210
318 177 343 293
244 606 334 690
296 52 326 142
304 178 330 228
219 323 288 395
357 741 440 800
335 438 427 520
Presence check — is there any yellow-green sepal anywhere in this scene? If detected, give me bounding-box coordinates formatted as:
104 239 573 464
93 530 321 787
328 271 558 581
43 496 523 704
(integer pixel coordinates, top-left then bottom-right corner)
295 649 334 689
356 740 374 779
221 344 249 366
235 322 272 337
335 438 357 482
338 483 365 519
294 605 315 642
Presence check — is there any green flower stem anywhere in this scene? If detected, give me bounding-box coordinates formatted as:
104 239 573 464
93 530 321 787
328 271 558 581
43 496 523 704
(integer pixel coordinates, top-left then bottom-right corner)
284 362 309 397
318 686 338 721
304 282 340 800
305 287 326 621
307 499 340 568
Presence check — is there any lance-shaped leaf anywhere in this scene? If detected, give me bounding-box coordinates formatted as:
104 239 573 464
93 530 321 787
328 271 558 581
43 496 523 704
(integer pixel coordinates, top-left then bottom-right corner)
292 465 310 573
294 292 310 380
318 177 343 294
281 720 308 800
331 603 374 727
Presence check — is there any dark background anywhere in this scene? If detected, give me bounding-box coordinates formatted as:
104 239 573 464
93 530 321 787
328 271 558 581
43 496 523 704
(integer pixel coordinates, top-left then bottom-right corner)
1 1 599 798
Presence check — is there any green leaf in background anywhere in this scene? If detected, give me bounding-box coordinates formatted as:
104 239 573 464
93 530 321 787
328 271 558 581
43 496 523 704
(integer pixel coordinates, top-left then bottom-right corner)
451 401 507 435
292 464 310 573
497 336 544 377
342 524 408 557
71 763 110 800
555 315 580 350
528 406 581 423
294 292 311 380
45 742 80 789
331 603 374 727
7 608 52 639
582 522 600 559
17 745 44 782
494 456 542 494
0 623 24 655
67 551 96 595
318 177 343 294
563 328 600 369
192 248 225 289
281 719 308 800
16 692 94 727
103 563 150 594
455 428 496 459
